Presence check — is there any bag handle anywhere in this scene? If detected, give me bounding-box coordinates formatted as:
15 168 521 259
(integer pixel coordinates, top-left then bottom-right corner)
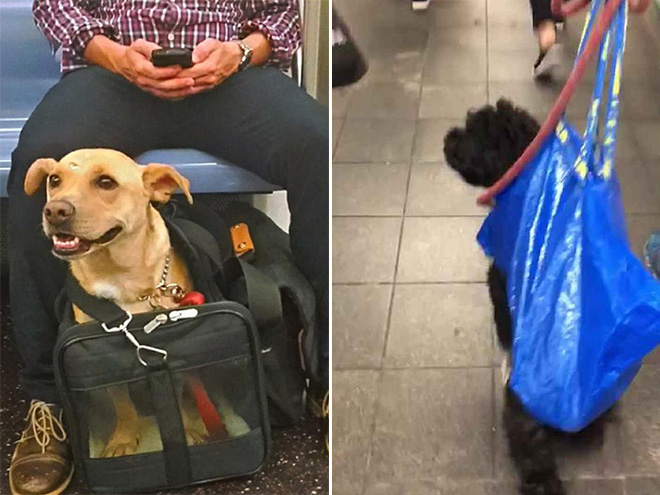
65 273 169 368
573 0 622 178
65 272 127 325
552 0 650 16
477 0 639 205
597 0 627 178
223 256 284 334
171 215 284 333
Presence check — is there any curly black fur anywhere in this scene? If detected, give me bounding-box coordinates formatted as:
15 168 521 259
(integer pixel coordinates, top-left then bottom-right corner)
444 99 539 187
488 264 512 351
443 99 610 495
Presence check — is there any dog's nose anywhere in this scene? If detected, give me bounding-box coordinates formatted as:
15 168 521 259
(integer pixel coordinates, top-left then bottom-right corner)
44 200 75 226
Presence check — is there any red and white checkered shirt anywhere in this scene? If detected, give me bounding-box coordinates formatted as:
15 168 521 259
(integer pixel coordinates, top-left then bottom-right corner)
33 0 300 73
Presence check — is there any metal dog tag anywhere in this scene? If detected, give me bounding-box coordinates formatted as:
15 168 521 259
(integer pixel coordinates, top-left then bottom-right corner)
144 313 168 334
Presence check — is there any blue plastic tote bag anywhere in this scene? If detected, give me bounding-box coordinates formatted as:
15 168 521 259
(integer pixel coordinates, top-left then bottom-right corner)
478 0 660 432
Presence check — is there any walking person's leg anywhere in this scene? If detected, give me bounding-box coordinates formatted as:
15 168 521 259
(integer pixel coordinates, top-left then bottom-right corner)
8 66 169 495
530 0 557 48
530 0 563 78
176 66 329 390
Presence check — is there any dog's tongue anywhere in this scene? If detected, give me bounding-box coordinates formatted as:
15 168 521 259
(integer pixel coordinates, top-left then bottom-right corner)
53 234 80 251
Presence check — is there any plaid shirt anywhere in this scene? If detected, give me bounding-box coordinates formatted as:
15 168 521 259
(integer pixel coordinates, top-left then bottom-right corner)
33 0 300 73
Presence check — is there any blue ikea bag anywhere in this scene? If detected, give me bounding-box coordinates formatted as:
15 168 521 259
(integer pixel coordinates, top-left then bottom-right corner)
478 0 660 432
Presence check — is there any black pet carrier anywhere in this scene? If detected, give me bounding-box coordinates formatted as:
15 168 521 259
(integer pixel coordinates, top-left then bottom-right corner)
53 201 319 493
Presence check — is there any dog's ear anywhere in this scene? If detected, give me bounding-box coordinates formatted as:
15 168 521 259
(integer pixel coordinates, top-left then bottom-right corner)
443 126 490 186
142 163 193 204
24 158 58 195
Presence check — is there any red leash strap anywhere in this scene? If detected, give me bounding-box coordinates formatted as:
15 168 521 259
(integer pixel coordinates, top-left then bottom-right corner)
189 372 228 440
176 293 226 439
477 0 649 206
552 0 650 16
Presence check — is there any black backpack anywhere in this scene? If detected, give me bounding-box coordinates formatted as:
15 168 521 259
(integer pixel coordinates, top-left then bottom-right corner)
162 199 320 426
53 200 318 492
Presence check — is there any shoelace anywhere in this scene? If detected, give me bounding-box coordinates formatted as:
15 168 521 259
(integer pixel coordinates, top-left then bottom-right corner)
17 401 67 453
321 391 329 419
322 391 329 452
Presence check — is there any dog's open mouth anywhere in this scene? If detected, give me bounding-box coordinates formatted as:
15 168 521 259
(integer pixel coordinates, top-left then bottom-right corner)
52 226 123 256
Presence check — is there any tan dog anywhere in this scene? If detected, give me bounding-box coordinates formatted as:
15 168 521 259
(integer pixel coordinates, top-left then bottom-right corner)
24 148 206 457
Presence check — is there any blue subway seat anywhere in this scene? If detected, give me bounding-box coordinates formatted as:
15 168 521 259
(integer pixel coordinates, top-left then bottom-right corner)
0 1 279 198
135 149 280 194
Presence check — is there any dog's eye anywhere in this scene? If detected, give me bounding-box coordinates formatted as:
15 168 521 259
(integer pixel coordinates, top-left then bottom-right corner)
48 175 61 188
96 175 118 190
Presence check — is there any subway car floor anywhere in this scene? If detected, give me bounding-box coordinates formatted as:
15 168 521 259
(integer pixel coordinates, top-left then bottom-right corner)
332 1 660 494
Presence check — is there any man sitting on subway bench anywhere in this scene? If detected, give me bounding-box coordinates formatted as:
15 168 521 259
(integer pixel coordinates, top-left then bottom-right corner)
7 1 328 494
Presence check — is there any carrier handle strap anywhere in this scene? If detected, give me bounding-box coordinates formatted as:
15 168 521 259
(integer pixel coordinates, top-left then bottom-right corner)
172 215 283 332
170 217 225 268
148 367 193 486
224 257 283 334
65 272 126 325
171 216 279 320
477 0 625 205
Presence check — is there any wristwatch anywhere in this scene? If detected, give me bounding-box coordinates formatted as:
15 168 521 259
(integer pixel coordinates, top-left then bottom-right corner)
236 40 253 71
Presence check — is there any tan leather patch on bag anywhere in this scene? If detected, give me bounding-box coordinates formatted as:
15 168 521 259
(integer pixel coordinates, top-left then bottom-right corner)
230 223 255 257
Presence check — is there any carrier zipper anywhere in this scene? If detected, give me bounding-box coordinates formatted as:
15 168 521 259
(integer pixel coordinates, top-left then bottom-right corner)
169 308 199 321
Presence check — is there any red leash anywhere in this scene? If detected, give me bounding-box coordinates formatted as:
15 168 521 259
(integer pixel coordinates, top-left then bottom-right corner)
477 0 650 206
552 0 650 16
178 292 230 440
189 372 229 440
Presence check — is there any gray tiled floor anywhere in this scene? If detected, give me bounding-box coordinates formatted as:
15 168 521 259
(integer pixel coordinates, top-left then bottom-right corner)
332 1 660 494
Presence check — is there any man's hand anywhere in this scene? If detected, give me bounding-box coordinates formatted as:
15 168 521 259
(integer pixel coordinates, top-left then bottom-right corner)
85 37 196 99
178 39 243 94
114 40 197 99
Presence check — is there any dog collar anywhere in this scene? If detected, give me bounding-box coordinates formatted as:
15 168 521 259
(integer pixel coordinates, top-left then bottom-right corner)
137 254 186 309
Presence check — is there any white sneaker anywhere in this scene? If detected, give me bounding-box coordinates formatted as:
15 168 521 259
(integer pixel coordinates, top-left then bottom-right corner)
533 43 563 79
411 0 430 11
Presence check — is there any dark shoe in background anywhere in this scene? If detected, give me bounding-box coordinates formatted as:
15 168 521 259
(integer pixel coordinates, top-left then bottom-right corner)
332 8 368 87
533 43 563 79
9 401 73 495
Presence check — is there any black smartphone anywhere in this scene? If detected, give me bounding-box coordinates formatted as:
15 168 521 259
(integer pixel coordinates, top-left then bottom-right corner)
151 48 193 68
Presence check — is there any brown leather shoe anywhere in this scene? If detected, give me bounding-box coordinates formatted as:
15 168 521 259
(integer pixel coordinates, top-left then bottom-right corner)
9 401 73 495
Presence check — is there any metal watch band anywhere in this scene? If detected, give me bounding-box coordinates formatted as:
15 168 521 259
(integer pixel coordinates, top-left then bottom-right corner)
236 40 253 71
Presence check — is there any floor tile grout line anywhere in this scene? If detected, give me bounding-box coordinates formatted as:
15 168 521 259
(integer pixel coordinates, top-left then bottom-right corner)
333 214 487 219
332 118 347 162
358 14 433 494
491 364 498 479
333 280 488 286
485 0 499 481
358 369 383 495
335 365 506 372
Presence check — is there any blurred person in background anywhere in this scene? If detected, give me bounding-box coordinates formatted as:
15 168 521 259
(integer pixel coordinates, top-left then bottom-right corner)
530 0 565 78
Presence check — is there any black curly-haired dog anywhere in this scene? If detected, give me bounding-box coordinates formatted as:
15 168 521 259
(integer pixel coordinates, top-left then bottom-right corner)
444 99 613 495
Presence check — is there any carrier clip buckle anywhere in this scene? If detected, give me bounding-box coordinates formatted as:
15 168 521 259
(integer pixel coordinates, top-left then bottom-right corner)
101 312 133 333
101 311 168 367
